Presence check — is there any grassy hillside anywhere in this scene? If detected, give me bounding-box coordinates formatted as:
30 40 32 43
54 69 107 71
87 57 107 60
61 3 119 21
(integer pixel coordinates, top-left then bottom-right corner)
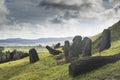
91 20 120 42
0 20 120 80
109 20 120 41
0 39 120 80
91 20 120 54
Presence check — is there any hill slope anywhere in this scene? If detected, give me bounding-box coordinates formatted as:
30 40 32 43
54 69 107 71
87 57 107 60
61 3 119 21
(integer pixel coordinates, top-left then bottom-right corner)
0 20 120 80
92 20 120 54
0 39 120 80
109 20 120 41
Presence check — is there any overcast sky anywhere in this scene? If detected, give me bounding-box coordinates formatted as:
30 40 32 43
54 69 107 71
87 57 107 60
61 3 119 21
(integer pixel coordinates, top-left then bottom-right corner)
0 0 120 39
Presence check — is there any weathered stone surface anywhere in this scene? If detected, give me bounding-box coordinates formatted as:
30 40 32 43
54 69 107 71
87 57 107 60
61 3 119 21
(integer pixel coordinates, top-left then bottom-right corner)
99 29 111 52
69 53 120 77
46 46 62 55
63 41 70 62
54 43 61 49
69 36 82 60
29 48 39 63
82 37 92 56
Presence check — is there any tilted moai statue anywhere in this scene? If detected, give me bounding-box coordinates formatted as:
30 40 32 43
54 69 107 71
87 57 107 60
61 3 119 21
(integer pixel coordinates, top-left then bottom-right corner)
46 46 62 55
99 29 111 52
63 41 70 62
29 48 39 63
82 37 92 56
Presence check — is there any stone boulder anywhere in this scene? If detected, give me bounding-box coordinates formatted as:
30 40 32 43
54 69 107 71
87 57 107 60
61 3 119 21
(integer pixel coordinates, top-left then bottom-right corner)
29 48 39 63
63 41 70 62
82 37 92 56
69 53 120 77
99 29 111 52
46 46 62 55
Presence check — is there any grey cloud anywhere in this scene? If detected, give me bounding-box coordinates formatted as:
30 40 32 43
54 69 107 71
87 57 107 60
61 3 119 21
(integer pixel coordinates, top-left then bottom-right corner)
4 0 120 25
40 0 104 11
0 0 120 39
2 0 120 26
0 0 9 24
40 0 80 10
40 0 120 21
39 0 104 23
50 11 80 24
50 16 64 24
109 0 120 6
40 0 101 12
5 0 63 24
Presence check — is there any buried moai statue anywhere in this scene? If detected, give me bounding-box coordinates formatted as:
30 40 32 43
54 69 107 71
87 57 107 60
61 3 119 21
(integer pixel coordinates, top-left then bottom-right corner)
54 43 61 49
69 36 82 60
63 41 70 62
29 48 39 63
0 50 28 63
99 29 111 52
69 53 120 77
82 37 92 56
10 50 28 60
46 46 62 55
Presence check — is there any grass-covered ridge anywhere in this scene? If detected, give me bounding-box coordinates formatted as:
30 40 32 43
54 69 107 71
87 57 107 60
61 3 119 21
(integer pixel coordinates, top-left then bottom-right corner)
0 38 120 80
109 20 120 41
91 20 120 42
91 20 120 54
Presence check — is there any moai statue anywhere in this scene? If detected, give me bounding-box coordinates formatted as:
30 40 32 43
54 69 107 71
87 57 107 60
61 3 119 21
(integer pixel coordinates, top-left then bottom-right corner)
69 36 82 61
63 41 70 62
82 37 92 56
54 43 61 49
29 48 39 63
99 29 111 52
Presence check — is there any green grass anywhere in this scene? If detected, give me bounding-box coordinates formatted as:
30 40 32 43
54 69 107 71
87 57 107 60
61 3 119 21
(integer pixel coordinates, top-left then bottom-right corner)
1 38 120 80
109 20 120 41
3 47 47 53
90 33 101 42
0 52 70 80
